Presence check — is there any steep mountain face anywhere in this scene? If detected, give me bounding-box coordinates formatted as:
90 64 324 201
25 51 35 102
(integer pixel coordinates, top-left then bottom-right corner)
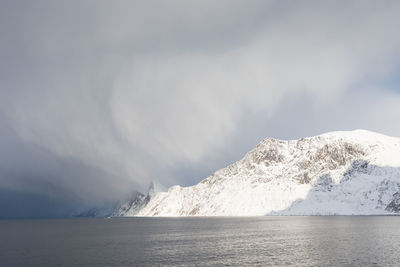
74 184 155 218
131 130 400 216
112 183 155 216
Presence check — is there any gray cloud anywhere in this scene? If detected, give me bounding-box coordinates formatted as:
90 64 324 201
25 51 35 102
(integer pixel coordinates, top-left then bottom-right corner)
1 0 400 217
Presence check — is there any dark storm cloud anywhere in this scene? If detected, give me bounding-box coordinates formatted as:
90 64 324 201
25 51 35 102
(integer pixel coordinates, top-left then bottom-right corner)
1 0 400 217
0 114 134 218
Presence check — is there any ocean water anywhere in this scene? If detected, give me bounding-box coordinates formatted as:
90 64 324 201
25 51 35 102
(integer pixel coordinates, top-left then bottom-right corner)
1 216 400 266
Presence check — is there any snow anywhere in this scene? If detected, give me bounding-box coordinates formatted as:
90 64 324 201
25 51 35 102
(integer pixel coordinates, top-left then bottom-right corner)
123 130 400 216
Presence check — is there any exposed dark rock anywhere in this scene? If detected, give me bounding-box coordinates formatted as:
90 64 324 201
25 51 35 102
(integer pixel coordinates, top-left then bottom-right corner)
342 160 370 182
299 172 311 184
386 192 400 213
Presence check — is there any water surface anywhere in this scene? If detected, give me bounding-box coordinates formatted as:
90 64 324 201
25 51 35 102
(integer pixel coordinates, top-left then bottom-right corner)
1 216 399 266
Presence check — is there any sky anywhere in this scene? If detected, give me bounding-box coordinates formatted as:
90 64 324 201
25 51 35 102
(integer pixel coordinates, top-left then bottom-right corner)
1 0 400 218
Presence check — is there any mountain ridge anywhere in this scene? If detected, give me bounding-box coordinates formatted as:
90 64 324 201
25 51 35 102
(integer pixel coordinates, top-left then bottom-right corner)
117 130 400 216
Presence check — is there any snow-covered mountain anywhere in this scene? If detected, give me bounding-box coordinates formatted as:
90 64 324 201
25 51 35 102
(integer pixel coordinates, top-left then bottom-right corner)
74 184 155 218
121 130 400 216
112 183 155 216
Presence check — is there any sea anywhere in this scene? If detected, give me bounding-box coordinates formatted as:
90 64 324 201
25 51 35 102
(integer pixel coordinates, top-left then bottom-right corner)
1 216 399 266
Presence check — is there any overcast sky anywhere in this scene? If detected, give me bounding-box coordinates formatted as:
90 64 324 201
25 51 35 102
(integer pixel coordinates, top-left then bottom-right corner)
1 0 400 218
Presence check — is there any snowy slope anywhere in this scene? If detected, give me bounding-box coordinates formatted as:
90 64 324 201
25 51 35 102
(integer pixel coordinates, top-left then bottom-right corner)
131 130 400 216
112 183 156 216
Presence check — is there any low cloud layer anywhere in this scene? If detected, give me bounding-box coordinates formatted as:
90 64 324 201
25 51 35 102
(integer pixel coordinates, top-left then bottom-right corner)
1 0 400 217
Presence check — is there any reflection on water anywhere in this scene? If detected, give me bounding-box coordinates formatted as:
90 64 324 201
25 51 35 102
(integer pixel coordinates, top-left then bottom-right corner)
1 216 400 266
